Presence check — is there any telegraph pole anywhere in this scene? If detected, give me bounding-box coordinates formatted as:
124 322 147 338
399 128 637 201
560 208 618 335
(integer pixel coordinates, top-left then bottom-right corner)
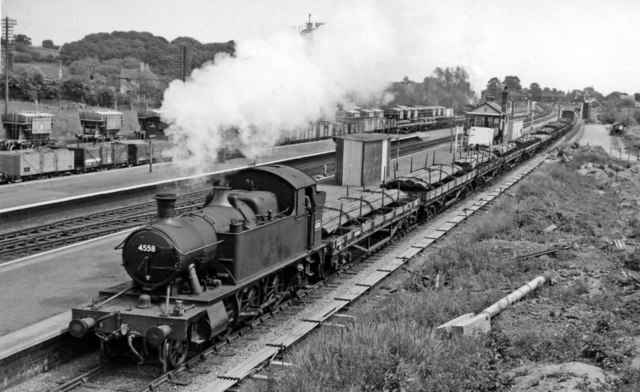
627 106 631 126
2 17 17 115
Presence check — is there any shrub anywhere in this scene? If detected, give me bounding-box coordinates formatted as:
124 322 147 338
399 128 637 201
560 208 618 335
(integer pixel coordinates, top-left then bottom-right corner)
13 52 33 63
244 293 510 392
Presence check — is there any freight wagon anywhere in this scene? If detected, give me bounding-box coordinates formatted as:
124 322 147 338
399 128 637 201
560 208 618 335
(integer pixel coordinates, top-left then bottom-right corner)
136 109 169 140
78 110 124 142
1 112 55 150
0 148 74 183
118 140 172 165
66 145 103 172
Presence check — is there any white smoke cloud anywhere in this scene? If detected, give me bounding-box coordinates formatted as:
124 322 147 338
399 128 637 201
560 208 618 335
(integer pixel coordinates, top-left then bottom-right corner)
161 2 396 171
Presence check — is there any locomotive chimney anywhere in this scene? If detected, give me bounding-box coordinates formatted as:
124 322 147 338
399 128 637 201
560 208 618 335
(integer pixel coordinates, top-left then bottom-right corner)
155 193 177 220
501 87 509 115
210 186 233 207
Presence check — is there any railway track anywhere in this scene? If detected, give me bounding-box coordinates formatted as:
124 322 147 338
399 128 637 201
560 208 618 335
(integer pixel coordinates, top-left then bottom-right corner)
50 282 328 392
0 190 210 262
0 137 445 264
201 153 555 391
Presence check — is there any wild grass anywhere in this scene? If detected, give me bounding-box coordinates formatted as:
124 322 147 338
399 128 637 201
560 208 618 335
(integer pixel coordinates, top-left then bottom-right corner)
13 61 62 79
244 292 510 392
623 125 640 152
628 216 640 239
493 327 583 363
568 149 617 169
243 152 629 392
468 198 517 243
545 278 591 305
413 235 547 295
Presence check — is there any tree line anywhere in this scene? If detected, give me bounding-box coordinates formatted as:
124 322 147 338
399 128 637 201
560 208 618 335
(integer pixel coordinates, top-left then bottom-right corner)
384 66 475 113
10 34 59 64
58 31 234 78
5 70 129 108
6 29 639 124
4 31 235 108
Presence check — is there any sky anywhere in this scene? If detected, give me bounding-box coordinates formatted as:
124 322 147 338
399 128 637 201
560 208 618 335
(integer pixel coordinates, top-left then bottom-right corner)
2 0 640 96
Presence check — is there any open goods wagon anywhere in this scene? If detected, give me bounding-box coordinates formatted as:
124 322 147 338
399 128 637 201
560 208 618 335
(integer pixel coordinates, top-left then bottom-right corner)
119 140 172 165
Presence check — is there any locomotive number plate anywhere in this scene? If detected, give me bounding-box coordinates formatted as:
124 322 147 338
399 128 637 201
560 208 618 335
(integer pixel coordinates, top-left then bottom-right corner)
137 244 157 252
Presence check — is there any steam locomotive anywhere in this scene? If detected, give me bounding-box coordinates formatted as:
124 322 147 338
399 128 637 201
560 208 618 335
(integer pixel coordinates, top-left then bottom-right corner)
68 113 575 369
69 164 417 370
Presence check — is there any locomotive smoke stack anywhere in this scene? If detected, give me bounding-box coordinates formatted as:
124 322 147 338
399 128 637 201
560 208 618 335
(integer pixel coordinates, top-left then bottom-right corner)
155 193 177 220
501 87 509 114
211 186 233 207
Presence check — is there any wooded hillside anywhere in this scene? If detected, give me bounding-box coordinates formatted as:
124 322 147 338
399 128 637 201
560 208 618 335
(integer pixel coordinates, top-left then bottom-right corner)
59 31 234 78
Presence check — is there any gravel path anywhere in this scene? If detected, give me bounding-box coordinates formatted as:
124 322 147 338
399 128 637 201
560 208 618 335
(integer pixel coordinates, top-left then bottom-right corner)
580 123 635 160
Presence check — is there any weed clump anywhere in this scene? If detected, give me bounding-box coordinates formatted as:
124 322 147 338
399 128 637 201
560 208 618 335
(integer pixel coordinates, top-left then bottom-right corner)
246 293 511 392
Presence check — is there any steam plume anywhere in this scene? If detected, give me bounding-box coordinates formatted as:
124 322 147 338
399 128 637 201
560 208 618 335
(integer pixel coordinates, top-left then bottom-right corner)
161 3 395 171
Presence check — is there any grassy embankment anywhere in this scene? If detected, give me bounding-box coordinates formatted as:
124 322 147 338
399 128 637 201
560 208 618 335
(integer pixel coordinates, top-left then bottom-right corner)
243 147 640 391
0 100 140 143
623 125 640 155
4 48 142 142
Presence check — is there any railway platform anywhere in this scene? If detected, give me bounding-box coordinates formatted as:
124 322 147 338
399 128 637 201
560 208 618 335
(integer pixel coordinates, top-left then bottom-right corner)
0 139 337 212
0 130 451 221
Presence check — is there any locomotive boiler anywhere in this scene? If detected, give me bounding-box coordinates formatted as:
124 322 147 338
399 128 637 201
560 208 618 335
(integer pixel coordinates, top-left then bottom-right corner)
69 165 326 369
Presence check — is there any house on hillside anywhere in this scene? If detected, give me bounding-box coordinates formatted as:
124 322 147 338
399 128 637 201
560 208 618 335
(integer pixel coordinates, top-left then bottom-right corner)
540 91 565 102
119 63 161 96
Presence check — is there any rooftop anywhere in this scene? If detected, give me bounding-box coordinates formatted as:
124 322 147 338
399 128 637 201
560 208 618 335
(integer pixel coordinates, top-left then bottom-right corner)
333 133 391 142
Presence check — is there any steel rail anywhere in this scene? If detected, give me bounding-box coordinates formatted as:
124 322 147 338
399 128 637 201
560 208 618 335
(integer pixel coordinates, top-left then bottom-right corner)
49 364 106 392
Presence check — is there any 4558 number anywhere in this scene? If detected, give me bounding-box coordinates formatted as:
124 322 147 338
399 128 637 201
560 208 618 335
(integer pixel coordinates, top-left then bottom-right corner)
137 244 157 252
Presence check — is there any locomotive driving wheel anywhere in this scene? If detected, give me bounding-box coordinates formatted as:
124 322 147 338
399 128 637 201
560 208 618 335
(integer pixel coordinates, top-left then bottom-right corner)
263 272 285 308
215 298 239 343
240 286 259 308
161 338 188 370
239 285 261 321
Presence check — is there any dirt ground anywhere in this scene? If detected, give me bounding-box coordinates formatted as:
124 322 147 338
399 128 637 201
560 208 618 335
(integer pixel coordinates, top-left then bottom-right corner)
469 149 638 390
497 151 640 390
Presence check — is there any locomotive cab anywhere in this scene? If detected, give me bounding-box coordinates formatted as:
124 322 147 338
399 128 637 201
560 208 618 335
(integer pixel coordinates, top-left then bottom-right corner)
217 165 326 284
